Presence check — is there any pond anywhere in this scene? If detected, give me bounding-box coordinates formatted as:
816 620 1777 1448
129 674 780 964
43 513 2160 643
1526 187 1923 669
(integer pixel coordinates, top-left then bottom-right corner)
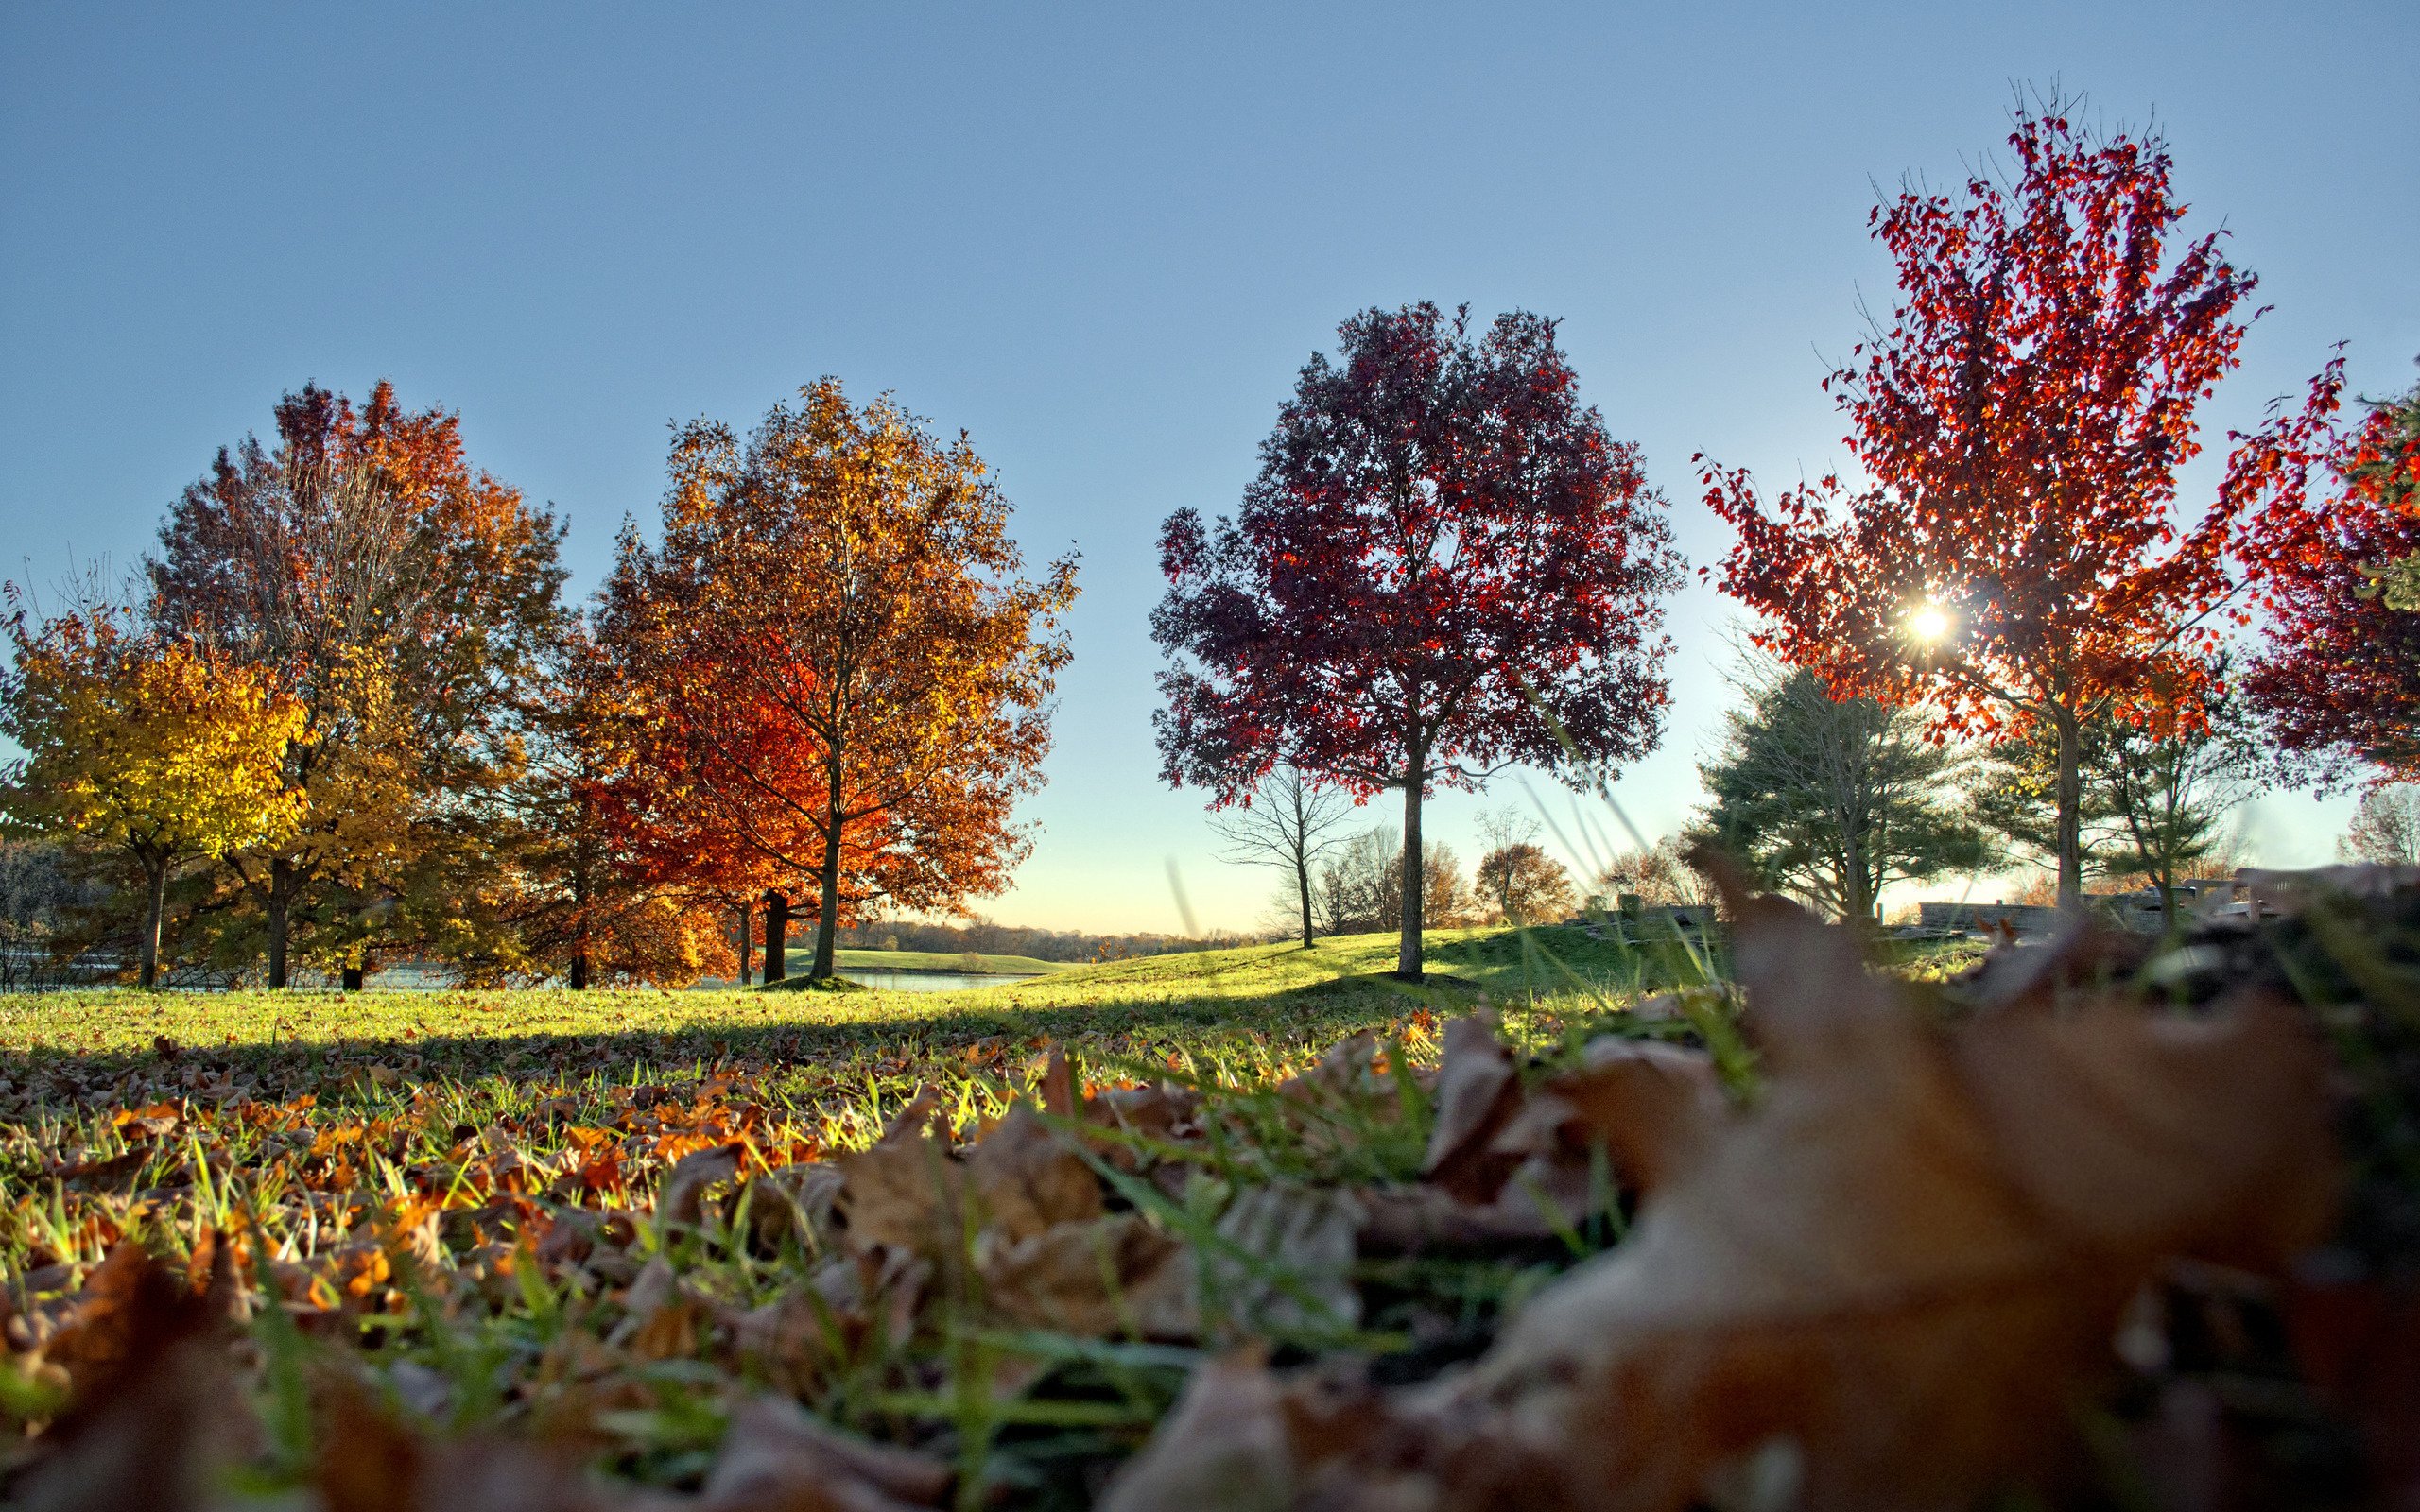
839 970 1043 994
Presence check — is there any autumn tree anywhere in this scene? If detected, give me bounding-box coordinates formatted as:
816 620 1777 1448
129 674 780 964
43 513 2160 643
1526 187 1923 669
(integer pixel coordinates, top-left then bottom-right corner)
1473 841 1576 925
1155 303 1684 979
2242 369 2420 784
1701 98 2338 905
0 599 303 986
1697 663 1987 926
148 382 568 986
1209 765 1356 949
596 379 1078 982
494 619 737 989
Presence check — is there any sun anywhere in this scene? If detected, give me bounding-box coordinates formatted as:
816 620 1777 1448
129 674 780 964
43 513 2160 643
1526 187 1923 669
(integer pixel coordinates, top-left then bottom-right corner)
1907 604 1952 644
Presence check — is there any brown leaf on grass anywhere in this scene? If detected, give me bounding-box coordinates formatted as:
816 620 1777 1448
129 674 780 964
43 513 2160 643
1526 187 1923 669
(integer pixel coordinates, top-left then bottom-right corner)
1420 1017 1523 1203
608 1256 709 1358
1280 1031 1383 1106
658 1142 746 1228
316 1376 628 1512
1115 864 2342 1512
1440 861 2340 1512
9 1246 245 1512
962 1103 1103 1242
1363 1036 1714 1254
980 1213 1198 1338
836 1092 965 1258
1037 1043 1078 1119
1509 1038 1723 1198
696 1394 950 1512
738 1163 847 1257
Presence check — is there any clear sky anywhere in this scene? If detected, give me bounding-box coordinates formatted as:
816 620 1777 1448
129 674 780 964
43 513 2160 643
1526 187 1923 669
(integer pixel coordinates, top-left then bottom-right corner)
5 2 2414 934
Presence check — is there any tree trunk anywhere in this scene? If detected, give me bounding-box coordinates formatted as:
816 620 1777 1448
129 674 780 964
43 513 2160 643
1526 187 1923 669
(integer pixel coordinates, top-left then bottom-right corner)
1296 859 1314 949
138 853 167 989
2053 706 2084 906
267 856 292 988
763 891 789 983
811 809 844 980
569 854 591 989
735 900 753 986
341 964 364 990
1396 776 1424 981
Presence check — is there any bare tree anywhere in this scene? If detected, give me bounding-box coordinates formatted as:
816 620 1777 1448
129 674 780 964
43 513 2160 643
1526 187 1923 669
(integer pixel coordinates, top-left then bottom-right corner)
1211 765 1355 948
2342 784 2420 866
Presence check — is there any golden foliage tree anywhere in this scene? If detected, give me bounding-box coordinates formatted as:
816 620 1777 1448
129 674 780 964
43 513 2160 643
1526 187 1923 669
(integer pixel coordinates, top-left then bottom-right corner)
596 379 1079 981
0 601 303 986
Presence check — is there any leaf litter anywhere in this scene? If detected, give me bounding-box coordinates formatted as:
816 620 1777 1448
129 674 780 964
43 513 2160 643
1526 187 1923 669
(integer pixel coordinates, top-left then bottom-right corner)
3 860 2414 1508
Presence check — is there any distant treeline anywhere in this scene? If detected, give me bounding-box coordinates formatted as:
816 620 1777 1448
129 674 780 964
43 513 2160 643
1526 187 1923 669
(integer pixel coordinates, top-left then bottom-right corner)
835 917 1262 964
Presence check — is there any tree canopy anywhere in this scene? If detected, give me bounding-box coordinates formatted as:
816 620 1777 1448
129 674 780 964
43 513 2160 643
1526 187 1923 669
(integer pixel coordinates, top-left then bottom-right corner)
595 379 1078 981
1154 302 1683 978
1 601 304 986
1701 99 2336 904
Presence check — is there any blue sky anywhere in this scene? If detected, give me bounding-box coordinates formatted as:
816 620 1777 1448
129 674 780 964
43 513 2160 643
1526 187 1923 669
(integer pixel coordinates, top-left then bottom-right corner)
5 2 2414 933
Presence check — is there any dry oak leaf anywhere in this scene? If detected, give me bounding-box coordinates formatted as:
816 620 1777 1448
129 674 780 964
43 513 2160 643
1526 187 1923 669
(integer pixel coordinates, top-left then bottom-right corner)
835 1092 964 1258
1442 873 2339 1512
7 1246 251 1512
1420 1016 1525 1204
1205 1184 1365 1336
658 1142 748 1229
1363 1037 1719 1255
962 1102 1105 1243
979 1212 1200 1338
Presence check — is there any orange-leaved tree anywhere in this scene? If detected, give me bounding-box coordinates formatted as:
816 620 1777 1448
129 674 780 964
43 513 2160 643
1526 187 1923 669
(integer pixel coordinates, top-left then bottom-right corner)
596 379 1078 982
1701 98 2338 902
511 618 743 989
0 597 304 986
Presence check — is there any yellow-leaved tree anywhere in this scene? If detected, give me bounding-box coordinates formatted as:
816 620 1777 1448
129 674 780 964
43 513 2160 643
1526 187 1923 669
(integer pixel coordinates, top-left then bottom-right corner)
1 600 305 986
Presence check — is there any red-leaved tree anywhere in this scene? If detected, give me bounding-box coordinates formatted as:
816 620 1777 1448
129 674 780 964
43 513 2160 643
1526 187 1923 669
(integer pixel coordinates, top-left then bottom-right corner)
2240 370 2420 786
1154 303 1684 979
1701 100 2339 902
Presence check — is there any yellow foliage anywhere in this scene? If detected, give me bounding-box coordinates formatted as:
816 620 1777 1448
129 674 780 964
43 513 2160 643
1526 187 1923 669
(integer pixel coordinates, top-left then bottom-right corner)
2 611 305 865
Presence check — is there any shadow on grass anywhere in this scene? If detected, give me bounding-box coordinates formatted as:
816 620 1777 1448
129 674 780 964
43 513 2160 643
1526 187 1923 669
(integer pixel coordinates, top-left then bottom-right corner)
3 973 1537 1108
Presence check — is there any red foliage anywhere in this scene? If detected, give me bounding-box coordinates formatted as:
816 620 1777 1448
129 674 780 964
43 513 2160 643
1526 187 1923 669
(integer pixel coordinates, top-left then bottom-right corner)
2241 376 2420 785
1699 100 2338 894
1153 303 1683 973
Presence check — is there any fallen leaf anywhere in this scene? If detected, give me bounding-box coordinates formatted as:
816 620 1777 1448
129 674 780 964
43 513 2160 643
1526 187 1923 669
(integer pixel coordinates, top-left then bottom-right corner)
1419 1017 1523 1203
980 1212 1197 1338
1442 853 2339 1511
658 1142 746 1228
1205 1185 1363 1336
962 1103 1103 1243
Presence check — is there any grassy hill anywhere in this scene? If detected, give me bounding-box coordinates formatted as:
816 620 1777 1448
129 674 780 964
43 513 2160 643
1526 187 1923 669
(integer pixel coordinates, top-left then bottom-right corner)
787 946 1069 976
